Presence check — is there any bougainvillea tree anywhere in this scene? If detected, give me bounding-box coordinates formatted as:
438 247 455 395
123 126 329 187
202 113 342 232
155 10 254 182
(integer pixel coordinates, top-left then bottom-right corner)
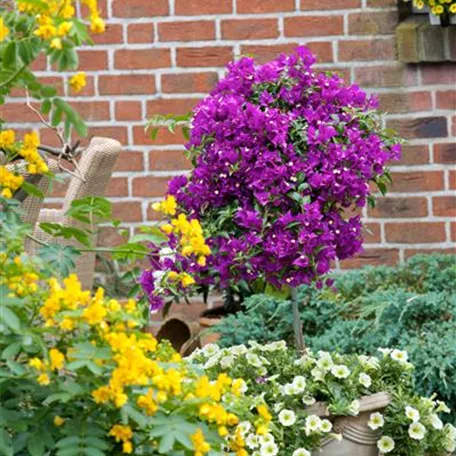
141 46 401 343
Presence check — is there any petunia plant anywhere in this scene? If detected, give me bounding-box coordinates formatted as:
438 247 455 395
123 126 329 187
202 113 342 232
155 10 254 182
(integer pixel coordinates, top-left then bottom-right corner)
142 46 402 349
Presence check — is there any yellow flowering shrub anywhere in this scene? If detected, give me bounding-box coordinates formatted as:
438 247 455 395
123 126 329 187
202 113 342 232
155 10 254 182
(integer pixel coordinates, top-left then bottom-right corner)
410 0 456 16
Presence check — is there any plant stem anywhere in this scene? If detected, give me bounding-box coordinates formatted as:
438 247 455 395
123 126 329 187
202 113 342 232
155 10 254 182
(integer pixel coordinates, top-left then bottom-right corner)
290 287 306 354
0 63 28 89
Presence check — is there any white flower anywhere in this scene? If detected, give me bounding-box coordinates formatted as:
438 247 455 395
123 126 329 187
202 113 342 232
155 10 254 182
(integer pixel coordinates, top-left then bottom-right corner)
378 347 392 356
311 367 325 382
444 424 456 452
408 422 426 440
368 412 384 430
305 415 321 434
377 436 395 453
331 364 350 379
220 355 234 369
302 395 316 406
258 433 275 445
246 353 263 367
348 400 360 416
316 355 334 371
282 383 296 396
430 413 443 430
264 341 287 351
436 400 451 414
390 349 408 363
203 343 220 356
203 356 219 369
358 355 380 370
273 402 284 413
235 378 248 394
292 449 311 456
230 344 248 355
321 419 332 433
278 409 296 427
238 421 252 435
246 433 259 449
445 423 456 439
260 442 278 456
292 375 307 393
405 406 420 423
159 247 175 260
359 373 372 388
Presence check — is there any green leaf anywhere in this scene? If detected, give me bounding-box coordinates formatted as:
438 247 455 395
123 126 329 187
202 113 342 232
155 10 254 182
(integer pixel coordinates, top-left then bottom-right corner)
0 307 20 332
41 99 52 115
158 432 175 454
21 181 45 199
27 434 45 456
2 42 17 69
122 404 147 428
37 244 80 277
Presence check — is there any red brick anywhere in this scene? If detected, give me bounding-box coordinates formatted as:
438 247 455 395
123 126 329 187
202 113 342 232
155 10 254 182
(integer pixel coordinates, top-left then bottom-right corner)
0 103 43 123
175 0 232 15
385 222 446 243
50 177 71 198
88 126 128 145
340 248 399 269
436 90 456 110
105 178 129 197
162 72 218 94
176 46 233 67
9 76 64 98
115 49 171 70
133 126 187 146
421 63 456 85
389 171 444 192
99 75 156 95
433 143 456 164
377 91 432 113
348 11 397 35
242 42 333 64
404 248 456 260
338 39 396 61
453 115 456 137
146 98 200 116
132 176 171 197
433 196 456 217
72 101 110 121
300 0 360 9
314 65 350 82
112 202 143 223
451 222 456 241
237 0 294 13
128 23 155 44
114 151 144 172
369 197 428 218
115 101 143 121
159 20 215 42
450 170 456 190
284 16 344 37
92 24 123 45
149 150 191 171
355 64 417 88
30 54 47 71
395 145 429 166
363 223 381 244
222 18 279 40
387 116 448 139
97 227 128 248
113 0 168 17
78 50 108 71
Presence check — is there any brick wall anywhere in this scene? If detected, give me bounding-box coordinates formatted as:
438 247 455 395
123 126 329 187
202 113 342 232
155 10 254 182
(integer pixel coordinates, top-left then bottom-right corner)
4 0 456 269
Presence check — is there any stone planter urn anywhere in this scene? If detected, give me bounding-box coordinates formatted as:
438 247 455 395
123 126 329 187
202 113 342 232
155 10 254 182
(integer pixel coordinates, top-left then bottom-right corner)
308 392 391 456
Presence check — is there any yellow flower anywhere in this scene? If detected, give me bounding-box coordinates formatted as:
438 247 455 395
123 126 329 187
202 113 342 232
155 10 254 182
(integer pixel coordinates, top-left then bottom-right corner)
0 130 15 148
90 14 106 34
49 348 65 370
50 37 62 50
53 416 66 427
0 17 9 42
180 273 195 288
432 4 444 14
153 195 177 216
122 441 133 454
24 130 41 149
60 317 75 331
92 385 111 404
451 4 456 13
1 188 12 199
257 404 272 421
69 72 87 92
37 373 50 385
413 0 425 8
29 358 46 371
57 21 73 36
109 424 133 443
191 429 211 455
83 301 107 325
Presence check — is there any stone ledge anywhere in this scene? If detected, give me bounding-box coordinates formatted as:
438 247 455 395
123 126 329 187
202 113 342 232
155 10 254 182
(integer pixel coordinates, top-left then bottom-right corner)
396 16 456 63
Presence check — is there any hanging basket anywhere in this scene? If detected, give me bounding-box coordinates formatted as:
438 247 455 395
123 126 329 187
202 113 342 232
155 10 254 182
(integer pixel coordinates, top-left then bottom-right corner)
308 392 391 456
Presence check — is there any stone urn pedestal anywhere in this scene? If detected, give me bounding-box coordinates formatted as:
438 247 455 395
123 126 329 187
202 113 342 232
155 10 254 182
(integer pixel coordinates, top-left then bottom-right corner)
308 392 391 456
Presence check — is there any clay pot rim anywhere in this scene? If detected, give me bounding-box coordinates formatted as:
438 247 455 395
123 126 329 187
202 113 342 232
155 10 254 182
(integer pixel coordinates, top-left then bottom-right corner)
306 391 391 417
199 316 222 327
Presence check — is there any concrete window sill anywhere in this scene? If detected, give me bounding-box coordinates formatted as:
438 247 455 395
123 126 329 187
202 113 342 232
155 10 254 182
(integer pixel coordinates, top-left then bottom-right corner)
396 16 456 63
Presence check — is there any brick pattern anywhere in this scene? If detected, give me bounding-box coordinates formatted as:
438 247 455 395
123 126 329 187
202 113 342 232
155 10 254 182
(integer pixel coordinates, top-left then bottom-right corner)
5 0 455 272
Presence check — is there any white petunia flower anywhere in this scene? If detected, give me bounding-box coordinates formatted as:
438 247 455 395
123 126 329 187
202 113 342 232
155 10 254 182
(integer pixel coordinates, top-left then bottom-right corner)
331 364 350 379
203 343 220 356
282 383 296 396
348 400 360 416
302 395 316 406
311 367 325 382
390 349 408 363
368 412 385 430
321 419 332 433
159 247 175 260
377 436 395 453
408 422 426 440
444 424 456 452
430 413 443 430
378 347 392 356
316 356 334 371
436 400 451 414
220 355 234 369
230 344 248 355
292 449 311 456
405 406 420 423
359 372 372 388
278 409 296 427
292 375 307 393
260 442 278 456
238 421 252 435
264 340 287 351
305 415 321 434
246 353 263 367
258 433 275 445
203 356 219 369
273 402 284 413
246 433 259 449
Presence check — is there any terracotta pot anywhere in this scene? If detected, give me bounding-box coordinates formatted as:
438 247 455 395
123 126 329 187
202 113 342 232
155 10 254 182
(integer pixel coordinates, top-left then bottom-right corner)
308 392 391 456
156 314 200 356
199 317 222 346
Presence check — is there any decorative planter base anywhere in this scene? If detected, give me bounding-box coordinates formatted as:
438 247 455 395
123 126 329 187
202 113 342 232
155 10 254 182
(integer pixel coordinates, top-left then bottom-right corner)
309 392 391 456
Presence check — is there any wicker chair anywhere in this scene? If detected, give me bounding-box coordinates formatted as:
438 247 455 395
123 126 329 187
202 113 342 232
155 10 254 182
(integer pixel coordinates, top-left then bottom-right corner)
27 137 122 289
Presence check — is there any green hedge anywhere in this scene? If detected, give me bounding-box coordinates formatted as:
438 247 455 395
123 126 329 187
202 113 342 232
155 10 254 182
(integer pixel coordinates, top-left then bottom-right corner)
217 254 456 418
